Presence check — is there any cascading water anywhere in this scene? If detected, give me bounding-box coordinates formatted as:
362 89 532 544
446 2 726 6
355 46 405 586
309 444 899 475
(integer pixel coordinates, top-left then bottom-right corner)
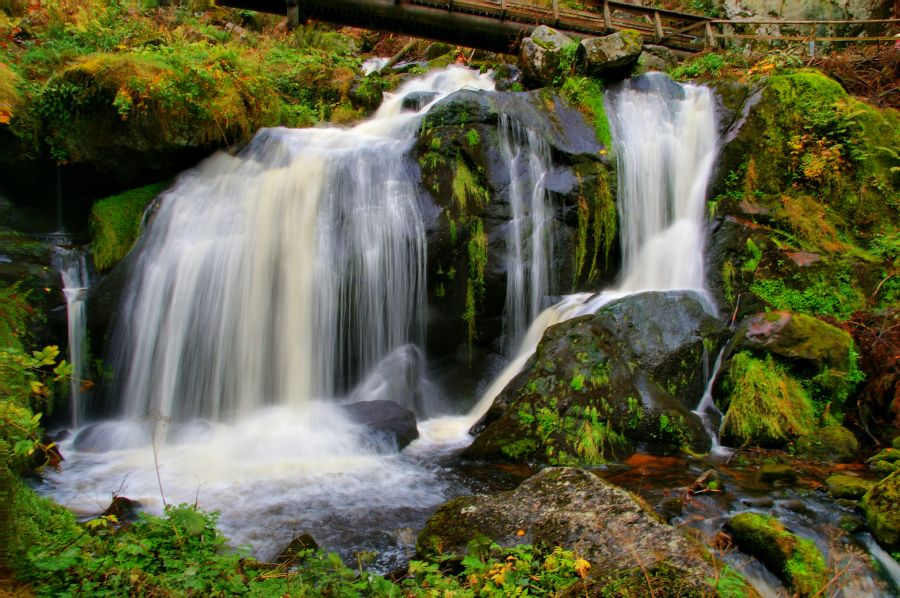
52 247 90 429
419 73 719 443
498 115 554 352
43 67 496 567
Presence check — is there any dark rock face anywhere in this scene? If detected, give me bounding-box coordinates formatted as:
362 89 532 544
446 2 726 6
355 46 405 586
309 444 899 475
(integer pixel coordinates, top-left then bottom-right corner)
464 291 727 464
340 400 419 450
417 467 717 594
414 88 614 401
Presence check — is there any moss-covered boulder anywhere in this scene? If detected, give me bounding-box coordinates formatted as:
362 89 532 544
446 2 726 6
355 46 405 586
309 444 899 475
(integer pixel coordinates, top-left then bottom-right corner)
576 30 642 79
465 291 726 464
796 426 859 463
90 182 170 273
718 351 816 447
518 26 574 88
735 311 853 372
861 470 900 551
706 71 899 324
417 467 719 594
825 474 874 500
726 512 828 596
866 448 900 477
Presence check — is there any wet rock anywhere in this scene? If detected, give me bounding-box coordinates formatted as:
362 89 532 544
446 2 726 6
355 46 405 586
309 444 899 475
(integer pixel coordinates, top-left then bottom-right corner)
348 75 384 112
339 400 418 450
691 469 722 493
400 91 438 112
491 63 522 91
655 495 684 522
867 449 900 476
417 467 717 593
838 513 865 534
276 533 319 564
726 512 828 596
825 474 874 500
741 496 774 509
893 436 900 450
796 426 859 463
862 470 900 551
636 44 677 74
576 30 643 79
518 26 574 88
778 499 810 515
102 495 142 523
757 464 798 484
465 291 727 464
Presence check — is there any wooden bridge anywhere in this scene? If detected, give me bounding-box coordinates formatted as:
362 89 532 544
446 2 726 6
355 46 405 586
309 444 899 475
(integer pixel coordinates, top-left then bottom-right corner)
217 0 899 54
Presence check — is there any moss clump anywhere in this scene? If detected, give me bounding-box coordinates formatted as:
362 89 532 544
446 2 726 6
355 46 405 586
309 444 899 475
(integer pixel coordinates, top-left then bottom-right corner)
0 62 21 124
90 181 168 271
720 352 815 447
560 76 612 150
726 512 827 596
795 425 858 462
573 164 616 286
451 155 489 215
862 470 900 551
826 474 874 500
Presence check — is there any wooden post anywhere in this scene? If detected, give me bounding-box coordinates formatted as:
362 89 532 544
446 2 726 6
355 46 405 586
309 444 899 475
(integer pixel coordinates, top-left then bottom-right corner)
704 21 716 48
603 1 611 33
551 0 559 26
500 0 506 19
286 0 300 29
653 11 664 42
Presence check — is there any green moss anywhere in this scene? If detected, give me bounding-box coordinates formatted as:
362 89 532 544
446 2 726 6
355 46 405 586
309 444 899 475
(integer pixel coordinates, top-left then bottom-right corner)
727 512 827 596
749 269 865 321
90 181 169 271
451 155 489 216
560 76 613 150
862 470 900 551
573 165 616 286
465 128 480 147
720 352 815 447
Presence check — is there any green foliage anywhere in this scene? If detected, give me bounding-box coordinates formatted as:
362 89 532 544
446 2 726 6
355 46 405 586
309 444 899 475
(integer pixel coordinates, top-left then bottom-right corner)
452 156 489 215
720 352 815 447
90 181 169 271
670 52 725 80
749 268 865 321
572 164 615 286
560 76 612 150
465 128 480 147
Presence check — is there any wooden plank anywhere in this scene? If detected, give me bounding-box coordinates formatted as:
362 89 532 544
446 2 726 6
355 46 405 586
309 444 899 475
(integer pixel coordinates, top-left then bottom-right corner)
713 33 898 42
653 10 663 42
709 18 899 25
660 20 709 41
551 0 559 25
704 21 715 48
603 1 611 32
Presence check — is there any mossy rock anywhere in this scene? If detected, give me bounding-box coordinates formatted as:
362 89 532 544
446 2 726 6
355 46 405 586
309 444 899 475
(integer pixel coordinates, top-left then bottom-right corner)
867 448 900 477
466 291 725 465
726 512 828 596
734 311 852 371
757 463 798 484
795 426 859 463
719 352 816 448
861 470 900 551
825 474 874 500
90 182 169 272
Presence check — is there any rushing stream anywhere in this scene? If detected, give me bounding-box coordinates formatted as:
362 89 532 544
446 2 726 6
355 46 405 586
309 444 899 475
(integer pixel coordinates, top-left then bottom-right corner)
41 66 897 593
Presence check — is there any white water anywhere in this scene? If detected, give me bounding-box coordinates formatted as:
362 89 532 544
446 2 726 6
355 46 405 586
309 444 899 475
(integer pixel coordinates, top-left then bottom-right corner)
419 74 719 444
498 115 554 352
43 67 495 565
53 247 90 429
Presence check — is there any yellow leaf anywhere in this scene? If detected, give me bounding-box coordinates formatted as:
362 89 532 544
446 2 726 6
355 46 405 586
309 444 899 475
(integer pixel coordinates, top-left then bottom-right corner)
0 110 10 125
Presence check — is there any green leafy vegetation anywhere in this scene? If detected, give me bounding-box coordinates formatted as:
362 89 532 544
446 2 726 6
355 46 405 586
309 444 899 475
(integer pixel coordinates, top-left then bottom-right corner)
90 181 169 271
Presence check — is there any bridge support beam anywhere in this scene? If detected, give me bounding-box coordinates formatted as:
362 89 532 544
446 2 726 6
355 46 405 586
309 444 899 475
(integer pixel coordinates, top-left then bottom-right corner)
286 0 301 29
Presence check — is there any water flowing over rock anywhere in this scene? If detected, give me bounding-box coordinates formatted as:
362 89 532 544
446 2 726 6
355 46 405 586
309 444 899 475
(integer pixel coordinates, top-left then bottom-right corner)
417 467 718 594
464 291 726 463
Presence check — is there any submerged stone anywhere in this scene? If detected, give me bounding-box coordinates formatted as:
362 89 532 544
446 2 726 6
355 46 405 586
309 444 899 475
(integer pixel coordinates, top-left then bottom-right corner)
757 463 798 484
340 400 418 450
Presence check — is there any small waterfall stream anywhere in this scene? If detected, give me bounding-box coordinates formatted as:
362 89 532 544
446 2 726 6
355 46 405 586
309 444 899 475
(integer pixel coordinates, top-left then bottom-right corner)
52 246 90 429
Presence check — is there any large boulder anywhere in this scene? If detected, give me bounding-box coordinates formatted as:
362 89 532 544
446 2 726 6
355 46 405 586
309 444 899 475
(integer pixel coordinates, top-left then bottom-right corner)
464 291 727 464
733 311 853 372
518 26 575 88
417 467 719 595
414 88 614 402
339 400 418 450
862 470 900 551
576 30 643 79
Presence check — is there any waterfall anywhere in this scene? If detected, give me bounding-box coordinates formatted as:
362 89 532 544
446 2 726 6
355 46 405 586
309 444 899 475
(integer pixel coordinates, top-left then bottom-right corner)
498 115 554 353
111 67 495 422
52 247 90 428
419 73 719 442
